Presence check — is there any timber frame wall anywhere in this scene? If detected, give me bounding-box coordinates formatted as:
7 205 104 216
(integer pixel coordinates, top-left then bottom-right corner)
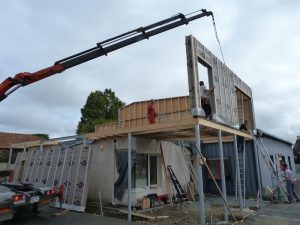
186 35 255 130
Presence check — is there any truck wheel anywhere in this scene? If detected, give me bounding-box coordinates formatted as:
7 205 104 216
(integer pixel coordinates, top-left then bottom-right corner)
30 204 38 217
15 203 38 218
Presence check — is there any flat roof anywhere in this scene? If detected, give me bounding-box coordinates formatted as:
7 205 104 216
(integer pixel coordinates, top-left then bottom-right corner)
85 117 253 143
10 118 253 148
257 129 293 146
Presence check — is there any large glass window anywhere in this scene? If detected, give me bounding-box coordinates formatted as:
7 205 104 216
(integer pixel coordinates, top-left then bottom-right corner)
149 155 157 185
134 155 148 188
132 154 157 188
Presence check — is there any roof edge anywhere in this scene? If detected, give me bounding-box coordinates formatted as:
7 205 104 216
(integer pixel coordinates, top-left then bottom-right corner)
256 129 293 146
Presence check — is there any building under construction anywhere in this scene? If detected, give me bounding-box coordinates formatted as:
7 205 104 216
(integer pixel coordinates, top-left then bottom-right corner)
7 36 295 222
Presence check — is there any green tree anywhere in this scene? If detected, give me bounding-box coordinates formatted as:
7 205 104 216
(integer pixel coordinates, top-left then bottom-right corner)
76 89 125 134
33 134 49 139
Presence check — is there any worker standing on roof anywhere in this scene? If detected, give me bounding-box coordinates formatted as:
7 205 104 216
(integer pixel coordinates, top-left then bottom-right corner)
147 99 158 124
199 81 214 119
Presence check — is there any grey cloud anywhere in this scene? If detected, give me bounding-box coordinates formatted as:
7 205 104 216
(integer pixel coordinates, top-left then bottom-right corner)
1 1 299 142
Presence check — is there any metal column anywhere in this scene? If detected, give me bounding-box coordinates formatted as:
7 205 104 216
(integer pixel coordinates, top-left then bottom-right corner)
252 141 263 202
234 135 243 212
218 130 228 221
7 147 13 182
8 147 13 165
195 125 205 225
128 133 132 222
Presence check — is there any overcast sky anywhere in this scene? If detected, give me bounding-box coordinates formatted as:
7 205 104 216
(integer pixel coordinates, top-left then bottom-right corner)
0 0 299 143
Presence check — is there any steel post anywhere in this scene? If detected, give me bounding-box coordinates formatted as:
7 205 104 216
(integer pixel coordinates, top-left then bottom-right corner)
195 125 205 225
8 147 13 165
128 133 132 222
218 130 228 221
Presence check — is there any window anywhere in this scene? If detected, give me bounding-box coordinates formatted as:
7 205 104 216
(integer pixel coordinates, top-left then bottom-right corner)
149 156 157 185
278 155 286 164
288 156 292 169
134 155 148 188
207 160 220 179
206 158 231 180
0 149 9 163
132 154 158 188
278 155 286 168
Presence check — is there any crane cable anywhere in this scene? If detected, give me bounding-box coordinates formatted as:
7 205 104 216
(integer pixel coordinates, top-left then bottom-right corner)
211 14 226 65
184 10 226 65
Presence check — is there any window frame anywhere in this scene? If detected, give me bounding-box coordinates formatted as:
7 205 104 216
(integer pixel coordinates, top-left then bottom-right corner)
206 157 231 180
133 154 158 188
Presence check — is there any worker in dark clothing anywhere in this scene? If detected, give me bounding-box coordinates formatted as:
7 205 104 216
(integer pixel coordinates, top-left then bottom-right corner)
239 120 248 131
237 120 248 151
147 99 158 124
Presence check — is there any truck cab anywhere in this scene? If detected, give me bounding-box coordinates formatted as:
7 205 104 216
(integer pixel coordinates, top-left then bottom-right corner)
0 182 56 221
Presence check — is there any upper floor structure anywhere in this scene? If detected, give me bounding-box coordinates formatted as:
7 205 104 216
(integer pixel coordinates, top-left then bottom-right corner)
88 36 255 143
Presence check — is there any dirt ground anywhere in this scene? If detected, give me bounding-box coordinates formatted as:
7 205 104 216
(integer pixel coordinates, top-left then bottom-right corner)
137 203 248 225
87 201 253 225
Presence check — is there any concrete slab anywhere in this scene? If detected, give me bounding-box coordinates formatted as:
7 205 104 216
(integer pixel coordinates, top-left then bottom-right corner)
242 173 300 225
242 202 300 225
1 207 131 225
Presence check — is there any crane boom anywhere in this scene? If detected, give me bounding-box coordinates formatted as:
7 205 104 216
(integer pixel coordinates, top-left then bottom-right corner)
0 9 213 102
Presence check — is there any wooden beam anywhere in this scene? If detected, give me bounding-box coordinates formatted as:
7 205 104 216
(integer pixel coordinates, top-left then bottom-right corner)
89 117 253 141
118 209 156 220
10 140 59 148
195 118 252 139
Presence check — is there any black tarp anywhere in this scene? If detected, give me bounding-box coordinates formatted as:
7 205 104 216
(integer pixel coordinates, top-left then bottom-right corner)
114 151 136 201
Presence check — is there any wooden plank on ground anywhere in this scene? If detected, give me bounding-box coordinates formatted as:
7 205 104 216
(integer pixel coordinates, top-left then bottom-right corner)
118 209 156 220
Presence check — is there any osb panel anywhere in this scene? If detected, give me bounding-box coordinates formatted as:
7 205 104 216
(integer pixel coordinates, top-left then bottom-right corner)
120 96 190 122
188 35 253 126
96 96 192 132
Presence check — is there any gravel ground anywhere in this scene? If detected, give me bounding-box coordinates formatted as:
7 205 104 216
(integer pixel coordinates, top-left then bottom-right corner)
87 199 250 225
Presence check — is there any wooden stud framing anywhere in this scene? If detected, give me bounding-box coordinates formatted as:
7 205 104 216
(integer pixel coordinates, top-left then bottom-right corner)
88 117 253 142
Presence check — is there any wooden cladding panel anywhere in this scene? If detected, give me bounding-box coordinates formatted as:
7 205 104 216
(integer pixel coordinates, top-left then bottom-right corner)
158 99 165 113
166 99 173 114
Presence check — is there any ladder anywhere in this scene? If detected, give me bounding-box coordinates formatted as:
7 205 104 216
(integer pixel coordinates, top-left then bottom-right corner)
177 141 200 196
235 143 246 208
251 131 288 202
167 165 188 202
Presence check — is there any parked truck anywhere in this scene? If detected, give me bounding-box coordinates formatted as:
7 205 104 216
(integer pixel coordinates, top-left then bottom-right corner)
0 182 57 221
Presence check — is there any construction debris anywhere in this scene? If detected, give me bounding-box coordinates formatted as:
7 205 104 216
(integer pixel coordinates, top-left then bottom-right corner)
118 209 156 220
